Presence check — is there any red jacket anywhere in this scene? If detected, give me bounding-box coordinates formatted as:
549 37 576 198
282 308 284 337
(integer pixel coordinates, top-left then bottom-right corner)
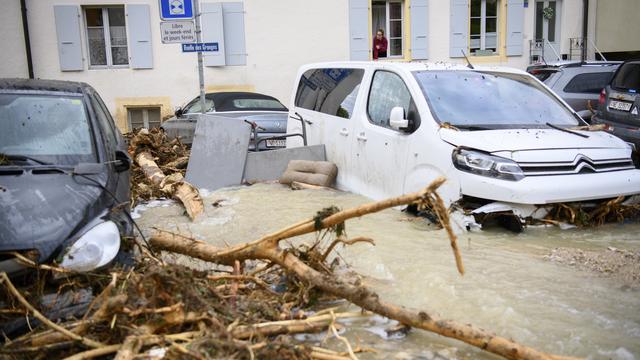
373 37 388 59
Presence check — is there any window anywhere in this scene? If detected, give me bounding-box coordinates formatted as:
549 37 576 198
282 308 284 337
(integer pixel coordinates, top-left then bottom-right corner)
470 0 499 54
612 63 640 91
367 71 413 129
183 98 215 114
372 1 404 57
295 68 365 119
128 107 161 130
84 6 128 67
563 72 615 94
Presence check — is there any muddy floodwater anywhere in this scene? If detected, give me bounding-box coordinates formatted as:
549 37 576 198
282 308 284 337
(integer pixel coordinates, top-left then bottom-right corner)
135 183 640 360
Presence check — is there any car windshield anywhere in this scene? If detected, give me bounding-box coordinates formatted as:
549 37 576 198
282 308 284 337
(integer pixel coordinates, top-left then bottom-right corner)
413 70 580 129
0 93 96 165
611 63 640 91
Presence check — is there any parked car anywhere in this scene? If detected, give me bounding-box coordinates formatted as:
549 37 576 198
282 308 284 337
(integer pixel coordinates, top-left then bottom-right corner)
286 62 640 226
592 59 640 150
526 61 621 120
162 92 289 150
0 78 132 276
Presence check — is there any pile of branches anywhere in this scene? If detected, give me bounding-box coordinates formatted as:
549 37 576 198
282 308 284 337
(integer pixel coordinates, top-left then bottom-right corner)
543 196 640 227
1 179 579 360
127 128 203 220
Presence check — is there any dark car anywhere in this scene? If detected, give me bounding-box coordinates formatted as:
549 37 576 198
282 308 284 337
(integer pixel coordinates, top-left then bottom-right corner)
527 61 621 120
0 79 132 275
592 60 640 150
161 92 288 150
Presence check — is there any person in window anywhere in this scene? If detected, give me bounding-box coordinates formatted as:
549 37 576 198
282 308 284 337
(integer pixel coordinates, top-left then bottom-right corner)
373 29 388 60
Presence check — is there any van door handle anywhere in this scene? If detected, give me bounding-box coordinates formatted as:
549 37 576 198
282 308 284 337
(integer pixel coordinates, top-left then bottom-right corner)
339 128 349 136
356 133 367 142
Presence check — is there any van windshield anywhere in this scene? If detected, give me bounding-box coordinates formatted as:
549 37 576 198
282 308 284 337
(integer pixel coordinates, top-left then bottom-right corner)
413 70 580 129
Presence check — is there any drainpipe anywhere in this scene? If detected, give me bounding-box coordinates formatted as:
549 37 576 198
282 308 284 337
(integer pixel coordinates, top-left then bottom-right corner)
20 0 34 79
582 0 589 61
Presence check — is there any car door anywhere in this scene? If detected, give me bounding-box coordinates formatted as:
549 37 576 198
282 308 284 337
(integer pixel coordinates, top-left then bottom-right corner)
292 68 365 188
350 70 416 200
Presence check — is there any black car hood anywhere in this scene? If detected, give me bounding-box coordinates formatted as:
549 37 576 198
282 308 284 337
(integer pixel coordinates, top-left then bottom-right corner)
0 168 107 262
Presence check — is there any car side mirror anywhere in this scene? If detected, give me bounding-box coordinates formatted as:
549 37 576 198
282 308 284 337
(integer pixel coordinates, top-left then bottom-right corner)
114 150 131 173
389 106 409 131
174 106 184 118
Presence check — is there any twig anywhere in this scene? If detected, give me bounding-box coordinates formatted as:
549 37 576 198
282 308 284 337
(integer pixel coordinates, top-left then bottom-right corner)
328 311 358 360
206 274 276 294
121 302 183 317
62 344 121 360
0 272 104 348
320 237 375 262
9 252 73 274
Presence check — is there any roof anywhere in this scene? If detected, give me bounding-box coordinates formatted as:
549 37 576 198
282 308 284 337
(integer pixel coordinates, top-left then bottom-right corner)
527 60 622 70
0 78 91 94
298 61 529 76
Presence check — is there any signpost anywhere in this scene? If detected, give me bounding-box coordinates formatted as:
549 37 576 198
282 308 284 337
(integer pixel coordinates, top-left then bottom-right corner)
160 21 195 44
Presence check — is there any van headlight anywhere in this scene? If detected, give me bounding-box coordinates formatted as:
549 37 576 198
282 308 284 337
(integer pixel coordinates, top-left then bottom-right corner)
452 149 524 181
59 221 121 272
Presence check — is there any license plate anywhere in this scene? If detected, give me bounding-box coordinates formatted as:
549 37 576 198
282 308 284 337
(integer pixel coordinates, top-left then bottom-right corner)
266 139 286 147
608 100 633 111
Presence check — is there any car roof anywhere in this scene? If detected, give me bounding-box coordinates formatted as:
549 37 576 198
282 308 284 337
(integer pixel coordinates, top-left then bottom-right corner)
299 61 529 76
0 78 91 95
527 60 622 70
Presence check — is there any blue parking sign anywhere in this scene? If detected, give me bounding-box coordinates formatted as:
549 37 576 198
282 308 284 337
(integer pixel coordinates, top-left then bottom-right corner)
159 0 193 20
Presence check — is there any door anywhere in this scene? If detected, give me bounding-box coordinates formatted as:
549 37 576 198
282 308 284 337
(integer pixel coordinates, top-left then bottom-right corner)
351 70 414 200
535 0 562 62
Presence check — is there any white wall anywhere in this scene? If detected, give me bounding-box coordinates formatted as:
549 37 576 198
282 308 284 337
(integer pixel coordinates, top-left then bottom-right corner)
595 0 640 53
0 0 29 78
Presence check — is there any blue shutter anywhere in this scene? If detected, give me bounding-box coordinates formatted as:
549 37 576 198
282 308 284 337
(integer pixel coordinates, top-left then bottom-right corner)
506 0 524 56
222 2 246 66
449 0 468 58
411 0 429 60
54 5 83 71
348 0 369 61
201 2 226 67
127 4 153 69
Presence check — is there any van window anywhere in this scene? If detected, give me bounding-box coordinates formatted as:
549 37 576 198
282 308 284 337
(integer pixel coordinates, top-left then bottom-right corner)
294 68 364 119
563 72 613 94
367 71 415 129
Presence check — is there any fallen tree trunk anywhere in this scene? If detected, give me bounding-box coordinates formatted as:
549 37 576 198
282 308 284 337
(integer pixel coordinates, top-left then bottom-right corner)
135 151 203 221
150 178 579 360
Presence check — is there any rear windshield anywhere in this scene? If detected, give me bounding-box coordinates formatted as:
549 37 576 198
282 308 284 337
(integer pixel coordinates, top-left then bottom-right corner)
611 63 640 91
413 70 580 129
0 93 96 165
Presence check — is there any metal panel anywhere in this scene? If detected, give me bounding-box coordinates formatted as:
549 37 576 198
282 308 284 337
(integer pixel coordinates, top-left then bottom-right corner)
449 0 468 58
410 0 429 60
201 2 226 67
54 5 83 71
348 0 369 61
243 145 327 183
222 2 246 66
185 114 251 190
127 4 153 69
506 0 524 56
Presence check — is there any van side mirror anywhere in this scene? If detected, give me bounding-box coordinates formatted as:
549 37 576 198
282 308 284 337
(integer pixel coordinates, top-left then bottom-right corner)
174 106 184 118
389 107 409 131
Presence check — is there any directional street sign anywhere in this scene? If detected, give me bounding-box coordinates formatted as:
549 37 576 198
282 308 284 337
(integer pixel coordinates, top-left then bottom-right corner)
159 0 194 20
160 21 195 44
181 43 219 52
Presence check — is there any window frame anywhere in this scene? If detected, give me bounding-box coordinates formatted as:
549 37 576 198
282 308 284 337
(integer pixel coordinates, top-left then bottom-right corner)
469 0 500 55
127 107 162 130
372 0 405 59
294 68 365 120
83 5 129 69
366 70 416 132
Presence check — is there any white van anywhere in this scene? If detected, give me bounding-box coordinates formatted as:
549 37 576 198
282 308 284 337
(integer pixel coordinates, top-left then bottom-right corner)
286 62 640 222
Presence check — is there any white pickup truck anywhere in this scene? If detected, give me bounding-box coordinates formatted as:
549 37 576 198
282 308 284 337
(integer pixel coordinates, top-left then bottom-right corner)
286 62 640 226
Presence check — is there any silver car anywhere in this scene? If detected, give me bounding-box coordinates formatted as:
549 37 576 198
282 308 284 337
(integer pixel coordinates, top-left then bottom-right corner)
162 92 288 150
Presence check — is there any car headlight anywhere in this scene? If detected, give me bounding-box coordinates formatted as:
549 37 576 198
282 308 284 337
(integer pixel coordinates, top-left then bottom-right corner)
59 221 121 272
452 148 524 181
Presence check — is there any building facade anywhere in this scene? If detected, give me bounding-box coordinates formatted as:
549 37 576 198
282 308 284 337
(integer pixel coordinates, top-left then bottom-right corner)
1 0 638 132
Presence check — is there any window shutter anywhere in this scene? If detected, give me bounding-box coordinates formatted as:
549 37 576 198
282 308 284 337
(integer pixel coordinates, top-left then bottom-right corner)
127 4 153 69
222 2 246 66
201 2 226 67
54 5 83 71
506 0 524 56
410 0 429 60
348 0 369 61
449 0 469 58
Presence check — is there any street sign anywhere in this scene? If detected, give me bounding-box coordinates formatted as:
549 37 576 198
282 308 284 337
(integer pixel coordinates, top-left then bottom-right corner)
159 0 193 20
182 43 219 52
160 21 195 44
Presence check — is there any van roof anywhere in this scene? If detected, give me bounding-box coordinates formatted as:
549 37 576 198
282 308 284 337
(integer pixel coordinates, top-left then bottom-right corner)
299 61 529 75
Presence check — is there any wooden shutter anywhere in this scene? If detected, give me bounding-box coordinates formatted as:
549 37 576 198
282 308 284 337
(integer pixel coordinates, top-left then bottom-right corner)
54 5 83 71
127 4 153 69
411 0 429 60
506 0 524 56
222 2 246 66
449 0 469 58
201 2 226 67
348 0 369 61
